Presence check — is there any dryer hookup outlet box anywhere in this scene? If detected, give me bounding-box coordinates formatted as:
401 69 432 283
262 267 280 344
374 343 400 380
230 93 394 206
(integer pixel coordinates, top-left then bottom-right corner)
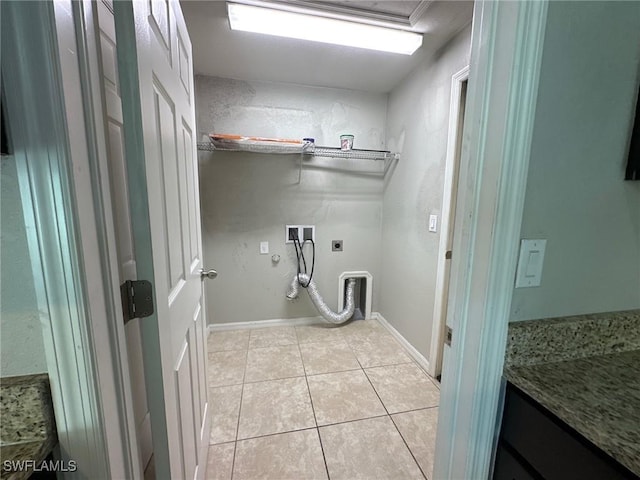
285 225 315 244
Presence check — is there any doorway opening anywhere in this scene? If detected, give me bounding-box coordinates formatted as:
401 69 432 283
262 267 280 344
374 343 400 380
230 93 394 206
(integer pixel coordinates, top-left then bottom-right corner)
430 66 469 381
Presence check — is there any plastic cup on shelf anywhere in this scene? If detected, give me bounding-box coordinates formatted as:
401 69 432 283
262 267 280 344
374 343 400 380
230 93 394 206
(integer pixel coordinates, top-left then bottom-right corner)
340 135 354 151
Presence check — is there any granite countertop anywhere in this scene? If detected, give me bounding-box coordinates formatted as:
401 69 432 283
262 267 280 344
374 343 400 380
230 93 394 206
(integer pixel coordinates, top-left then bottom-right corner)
0 440 58 480
505 349 640 477
0 374 57 480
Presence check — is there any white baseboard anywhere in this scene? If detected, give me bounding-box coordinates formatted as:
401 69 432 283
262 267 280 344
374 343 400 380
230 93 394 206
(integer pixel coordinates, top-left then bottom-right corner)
372 312 431 374
207 316 324 333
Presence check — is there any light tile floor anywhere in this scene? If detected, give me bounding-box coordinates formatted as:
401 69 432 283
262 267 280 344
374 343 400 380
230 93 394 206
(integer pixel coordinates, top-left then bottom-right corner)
206 320 440 480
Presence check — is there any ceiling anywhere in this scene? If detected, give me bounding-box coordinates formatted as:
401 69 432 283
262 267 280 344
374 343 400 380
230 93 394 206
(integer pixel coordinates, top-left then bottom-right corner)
180 1 473 93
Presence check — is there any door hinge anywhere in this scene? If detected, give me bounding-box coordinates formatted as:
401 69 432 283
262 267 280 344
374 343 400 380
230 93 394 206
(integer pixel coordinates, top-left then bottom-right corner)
120 280 154 324
445 325 453 346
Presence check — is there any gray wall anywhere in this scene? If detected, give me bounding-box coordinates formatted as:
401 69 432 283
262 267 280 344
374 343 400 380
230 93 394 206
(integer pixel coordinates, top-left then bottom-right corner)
1 156 47 376
510 1 640 321
196 76 387 324
380 26 471 358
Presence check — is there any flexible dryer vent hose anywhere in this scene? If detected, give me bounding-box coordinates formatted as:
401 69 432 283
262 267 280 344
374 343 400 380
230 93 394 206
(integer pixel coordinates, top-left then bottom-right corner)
286 274 356 325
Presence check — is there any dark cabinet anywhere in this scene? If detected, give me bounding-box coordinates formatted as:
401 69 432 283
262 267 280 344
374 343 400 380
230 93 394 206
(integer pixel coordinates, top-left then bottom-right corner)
493 444 540 480
493 383 639 480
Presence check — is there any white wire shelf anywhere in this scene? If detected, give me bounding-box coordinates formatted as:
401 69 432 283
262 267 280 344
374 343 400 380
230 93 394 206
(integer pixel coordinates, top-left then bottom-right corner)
308 147 398 161
197 141 398 162
197 141 305 155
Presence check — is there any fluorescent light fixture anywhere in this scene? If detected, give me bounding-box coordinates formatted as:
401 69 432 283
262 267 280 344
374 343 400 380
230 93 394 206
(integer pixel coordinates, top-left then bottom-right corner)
227 3 423 55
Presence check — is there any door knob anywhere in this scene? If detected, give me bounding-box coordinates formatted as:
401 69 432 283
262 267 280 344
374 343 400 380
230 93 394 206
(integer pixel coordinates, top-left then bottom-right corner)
200 269 218 280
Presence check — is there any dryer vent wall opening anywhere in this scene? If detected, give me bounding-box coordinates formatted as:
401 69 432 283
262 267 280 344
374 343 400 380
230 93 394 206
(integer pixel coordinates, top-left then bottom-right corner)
346 278 367 320
338 271 373 320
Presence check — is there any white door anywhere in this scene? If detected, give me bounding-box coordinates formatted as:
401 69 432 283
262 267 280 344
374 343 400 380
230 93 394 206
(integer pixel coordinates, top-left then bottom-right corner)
113 1 209 478
95 0 153 471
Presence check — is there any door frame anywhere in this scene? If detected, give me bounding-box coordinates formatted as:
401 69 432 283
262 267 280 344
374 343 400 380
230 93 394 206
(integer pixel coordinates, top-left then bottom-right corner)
428 65 469 379
2 0 549 478
2 1 140 478
433 1 548 478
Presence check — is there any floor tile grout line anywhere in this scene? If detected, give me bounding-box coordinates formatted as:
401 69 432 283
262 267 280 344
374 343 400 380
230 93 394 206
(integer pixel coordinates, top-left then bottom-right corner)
298 340 311 377
297 342 318 431
247 342 299 350
362 364 391 416
229 442 239 480
389 414 429 480
364 361 430 374
314 426 331 480
299 341 331 480
388 405 440 416
208 347 250 355
208 406 440 446
208 381 243 389
298 337 348 345
304 366 364 378
235 425 320 443
359 359 416 370
242 372 307 385
231 414 393 443
315 412 391 429
360 356 417 369
346 334 366 371
228 346 250 480
235 389 246 443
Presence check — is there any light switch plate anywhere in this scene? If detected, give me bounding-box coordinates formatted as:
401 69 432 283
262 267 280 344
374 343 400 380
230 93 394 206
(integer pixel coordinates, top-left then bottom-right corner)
515 239 547 288
428 214 438 232
260 241 269 254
